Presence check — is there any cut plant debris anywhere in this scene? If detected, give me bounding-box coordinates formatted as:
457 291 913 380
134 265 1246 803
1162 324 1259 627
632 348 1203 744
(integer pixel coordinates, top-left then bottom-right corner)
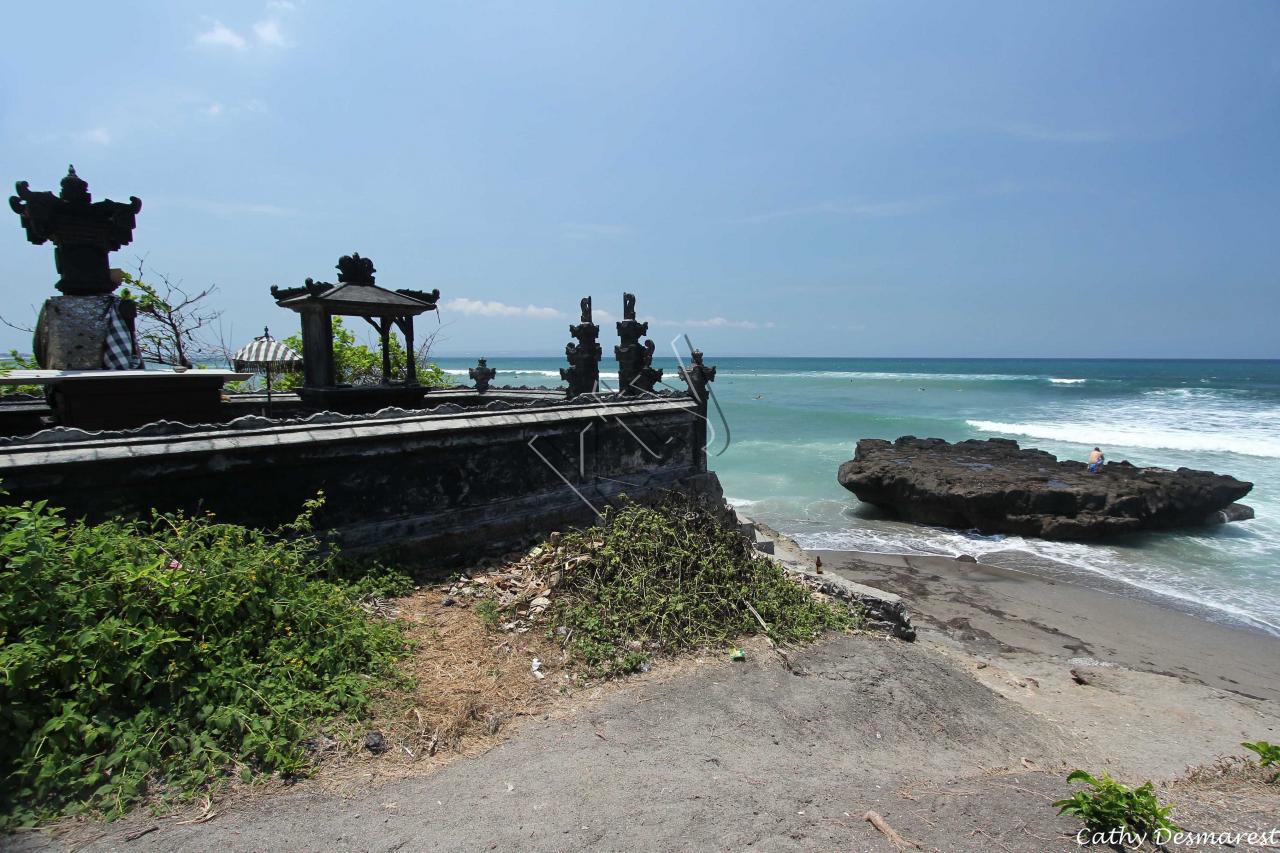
452 496 862 678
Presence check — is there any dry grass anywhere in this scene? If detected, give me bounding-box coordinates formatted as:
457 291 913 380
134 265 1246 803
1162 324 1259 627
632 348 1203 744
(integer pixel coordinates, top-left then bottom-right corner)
307 581 653 791
1160 755 1280 828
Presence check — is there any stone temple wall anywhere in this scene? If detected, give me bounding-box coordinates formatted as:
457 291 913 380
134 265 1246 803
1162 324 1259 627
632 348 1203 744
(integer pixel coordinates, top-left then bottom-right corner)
0 395 721 567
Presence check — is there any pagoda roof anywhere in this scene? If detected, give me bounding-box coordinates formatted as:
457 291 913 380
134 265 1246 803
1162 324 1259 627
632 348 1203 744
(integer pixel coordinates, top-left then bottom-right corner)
273 281 440 316
271 253 440 317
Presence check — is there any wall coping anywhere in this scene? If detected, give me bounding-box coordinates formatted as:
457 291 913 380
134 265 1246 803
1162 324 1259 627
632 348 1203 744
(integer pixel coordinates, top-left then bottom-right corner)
0 395 700 467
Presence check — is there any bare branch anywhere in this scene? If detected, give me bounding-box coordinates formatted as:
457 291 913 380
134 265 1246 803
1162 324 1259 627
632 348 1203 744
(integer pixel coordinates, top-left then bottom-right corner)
0 314 36 334
124 257 223 367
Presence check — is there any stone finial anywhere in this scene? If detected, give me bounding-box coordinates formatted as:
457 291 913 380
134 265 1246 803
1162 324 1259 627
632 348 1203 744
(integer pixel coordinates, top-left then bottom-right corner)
615 292 661 395
60 165 90 202
678 348 717 404
336 253 376 285
469 357 497 392
560 296 601 398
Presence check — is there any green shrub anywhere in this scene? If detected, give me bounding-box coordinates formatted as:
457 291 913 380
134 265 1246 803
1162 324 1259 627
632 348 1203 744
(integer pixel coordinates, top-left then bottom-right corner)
0 350 43 396
543 496 860 677
0 495 407 827
1242 740 1280 769
1054 770 1181 839
277 318 450 390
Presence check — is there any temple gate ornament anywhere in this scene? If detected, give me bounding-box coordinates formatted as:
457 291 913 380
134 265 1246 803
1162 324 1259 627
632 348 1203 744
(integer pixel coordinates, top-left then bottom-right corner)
614 292 662 395
560 296 601 398
10 167 143 368
469 357 496 392
678 348 717 404
679 347 719 466
272 253 440 412
10 165 142 296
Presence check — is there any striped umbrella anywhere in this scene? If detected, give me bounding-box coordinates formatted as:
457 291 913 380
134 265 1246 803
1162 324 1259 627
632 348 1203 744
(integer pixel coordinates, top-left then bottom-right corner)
233 327 302 412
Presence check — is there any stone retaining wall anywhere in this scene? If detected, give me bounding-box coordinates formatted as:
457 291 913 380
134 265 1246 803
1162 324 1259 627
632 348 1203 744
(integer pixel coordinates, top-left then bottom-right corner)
0 395 720 566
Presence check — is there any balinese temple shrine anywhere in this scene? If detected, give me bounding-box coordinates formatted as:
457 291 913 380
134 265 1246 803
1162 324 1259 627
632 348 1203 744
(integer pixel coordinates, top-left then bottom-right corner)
271 253 441 413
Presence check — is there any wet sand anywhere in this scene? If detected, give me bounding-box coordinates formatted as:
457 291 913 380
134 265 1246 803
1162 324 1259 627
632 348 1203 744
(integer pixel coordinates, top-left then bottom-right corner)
815 549 1280 702
815 548 1280 780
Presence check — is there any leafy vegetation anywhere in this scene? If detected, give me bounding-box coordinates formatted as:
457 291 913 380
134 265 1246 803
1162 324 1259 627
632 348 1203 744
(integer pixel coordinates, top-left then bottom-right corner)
1053 770 1181 839
1242 740 1280 769
0 350 42 396
277 317 449 390
530 497 861 677
0 494 408 828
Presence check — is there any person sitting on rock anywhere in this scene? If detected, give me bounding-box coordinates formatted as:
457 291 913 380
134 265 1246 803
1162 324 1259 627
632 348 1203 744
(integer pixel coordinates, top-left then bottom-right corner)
1087 447 1105 473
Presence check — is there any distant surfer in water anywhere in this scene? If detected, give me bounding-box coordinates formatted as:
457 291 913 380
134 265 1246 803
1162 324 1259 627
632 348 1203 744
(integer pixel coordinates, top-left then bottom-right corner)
1087 447 1105 473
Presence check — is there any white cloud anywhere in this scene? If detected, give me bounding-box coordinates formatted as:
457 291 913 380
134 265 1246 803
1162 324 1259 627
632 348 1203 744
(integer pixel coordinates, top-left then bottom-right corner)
78 127 112 146
253 18 287 47
670 317 774 330
196 21 248 50
198 2 293 52
443 298 563 319
204 102 224 117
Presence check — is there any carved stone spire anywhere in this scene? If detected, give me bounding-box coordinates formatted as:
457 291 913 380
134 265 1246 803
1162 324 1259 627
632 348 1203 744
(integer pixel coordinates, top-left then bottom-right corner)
560 296 601 397
614 292 662 395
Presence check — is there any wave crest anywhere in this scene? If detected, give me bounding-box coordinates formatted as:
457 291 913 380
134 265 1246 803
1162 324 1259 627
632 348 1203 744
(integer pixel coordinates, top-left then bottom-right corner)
968 419 1280 458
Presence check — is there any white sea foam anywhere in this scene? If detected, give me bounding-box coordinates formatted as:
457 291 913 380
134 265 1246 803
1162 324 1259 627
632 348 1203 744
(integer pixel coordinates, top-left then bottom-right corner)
793 525 1280 636
440 368 619 380
722 370 1109 385
725 370 1045 382
968 419 1280 458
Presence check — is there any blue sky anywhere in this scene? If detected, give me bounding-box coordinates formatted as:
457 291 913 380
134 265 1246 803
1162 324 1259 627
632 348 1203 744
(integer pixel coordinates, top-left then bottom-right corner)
2 1 1277 358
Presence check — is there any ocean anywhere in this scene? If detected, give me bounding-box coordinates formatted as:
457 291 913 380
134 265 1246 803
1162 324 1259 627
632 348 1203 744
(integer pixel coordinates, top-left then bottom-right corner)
434 355 1280 637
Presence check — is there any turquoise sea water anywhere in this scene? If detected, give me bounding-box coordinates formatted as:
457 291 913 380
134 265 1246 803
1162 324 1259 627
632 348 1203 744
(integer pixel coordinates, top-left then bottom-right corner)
436 356 1280 635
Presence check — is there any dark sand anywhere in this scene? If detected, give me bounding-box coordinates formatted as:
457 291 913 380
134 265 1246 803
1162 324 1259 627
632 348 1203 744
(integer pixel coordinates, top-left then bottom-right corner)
817 549 1280 702
817 549 1280 779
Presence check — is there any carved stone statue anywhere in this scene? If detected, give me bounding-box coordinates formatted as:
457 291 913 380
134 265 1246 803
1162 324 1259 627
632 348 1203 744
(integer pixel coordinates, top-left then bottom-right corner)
10 166 141 296
10 167 143 368
678 348 717 405
614 292 662 395
336 252 377 285
469 357 497 392
560 296 601 397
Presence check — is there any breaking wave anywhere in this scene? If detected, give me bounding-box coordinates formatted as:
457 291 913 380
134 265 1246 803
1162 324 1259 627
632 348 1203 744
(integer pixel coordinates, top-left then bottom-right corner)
967 419 1280 458
441 368 619 380
793 526 1280 637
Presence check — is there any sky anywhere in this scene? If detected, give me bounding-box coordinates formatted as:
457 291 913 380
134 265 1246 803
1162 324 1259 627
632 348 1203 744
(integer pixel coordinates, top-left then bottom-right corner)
1 1 1278 359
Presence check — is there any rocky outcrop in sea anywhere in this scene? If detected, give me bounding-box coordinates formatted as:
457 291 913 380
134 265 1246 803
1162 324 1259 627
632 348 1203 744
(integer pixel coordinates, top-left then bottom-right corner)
838 436 1254 541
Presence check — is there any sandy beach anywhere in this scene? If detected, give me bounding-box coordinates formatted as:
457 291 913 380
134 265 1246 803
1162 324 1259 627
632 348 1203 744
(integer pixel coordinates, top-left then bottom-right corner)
817 548 1280 777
